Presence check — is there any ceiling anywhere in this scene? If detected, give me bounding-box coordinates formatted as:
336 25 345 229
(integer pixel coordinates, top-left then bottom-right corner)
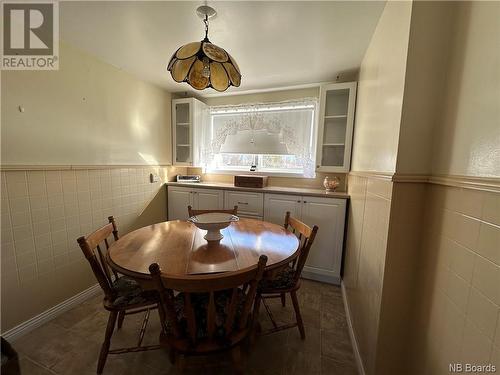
60 1 385 96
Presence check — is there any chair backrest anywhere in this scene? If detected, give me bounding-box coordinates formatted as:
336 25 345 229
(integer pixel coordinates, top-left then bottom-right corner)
149 255 267 349
284 211 319 283
77 216 120 301
187 205 238 217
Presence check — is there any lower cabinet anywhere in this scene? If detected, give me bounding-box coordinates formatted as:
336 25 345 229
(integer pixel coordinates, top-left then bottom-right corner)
167 186 347 284
167 186 224 220
264 193 346 284
224 191 264 220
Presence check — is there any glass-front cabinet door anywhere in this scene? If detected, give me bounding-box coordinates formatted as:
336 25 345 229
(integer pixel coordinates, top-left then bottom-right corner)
173 100 192 165
172 97 206 166
315 82 357 173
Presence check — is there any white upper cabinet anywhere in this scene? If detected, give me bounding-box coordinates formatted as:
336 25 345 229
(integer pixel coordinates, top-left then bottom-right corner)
315 82 357 172
172 98 206 166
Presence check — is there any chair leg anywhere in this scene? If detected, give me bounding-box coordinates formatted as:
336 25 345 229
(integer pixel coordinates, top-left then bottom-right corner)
168 347 176 365
231 345 243 374
280 293 286 307
117 311 125 329
290 291 305 340
97 311 118 374
177 354 186 372
251 293 262 343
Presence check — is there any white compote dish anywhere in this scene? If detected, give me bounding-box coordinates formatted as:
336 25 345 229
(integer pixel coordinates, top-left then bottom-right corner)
188 213 239 241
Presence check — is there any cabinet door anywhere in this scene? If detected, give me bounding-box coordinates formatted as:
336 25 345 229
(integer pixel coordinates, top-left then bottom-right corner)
172 99 193 166
167 187 193 220
225 191 264 217
193 188 224 211
316 82 357 173
263 194 302 226
300 196 346 284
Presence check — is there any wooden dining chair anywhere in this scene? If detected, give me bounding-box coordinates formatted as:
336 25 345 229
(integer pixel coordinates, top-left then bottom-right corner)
148 254 268 374
77 216 160 374
187 205 238 217
255 211 318 339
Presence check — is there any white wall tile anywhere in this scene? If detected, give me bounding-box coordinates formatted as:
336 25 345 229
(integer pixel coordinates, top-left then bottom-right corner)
446 271 471 312
496 312 500 348
472 256 500 306
460 319 493 364
482 192 500 226
47 194 64 207
9 197 30 213
449 241 476 282
467 287 500 340
46 180 63 195
11 211 32 227
477 222 500 266
30 195 48 210
455 214 480 251
12 225 33 242
18 264 37 284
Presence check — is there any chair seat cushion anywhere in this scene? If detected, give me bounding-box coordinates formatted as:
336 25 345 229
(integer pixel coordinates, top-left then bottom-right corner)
111 276 158 308
165 289 245 341
258 266 296 292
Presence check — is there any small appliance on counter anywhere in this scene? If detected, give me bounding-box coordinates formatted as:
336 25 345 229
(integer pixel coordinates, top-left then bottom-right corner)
176 175 201 183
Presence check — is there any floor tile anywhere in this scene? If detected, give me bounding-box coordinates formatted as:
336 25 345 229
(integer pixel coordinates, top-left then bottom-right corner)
8 279 357 374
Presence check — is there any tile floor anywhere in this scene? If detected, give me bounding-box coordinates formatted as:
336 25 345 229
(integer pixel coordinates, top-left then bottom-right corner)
9 279 357 374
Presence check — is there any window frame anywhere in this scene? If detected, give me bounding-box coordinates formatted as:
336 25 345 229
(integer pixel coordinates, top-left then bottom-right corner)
204 101 318 178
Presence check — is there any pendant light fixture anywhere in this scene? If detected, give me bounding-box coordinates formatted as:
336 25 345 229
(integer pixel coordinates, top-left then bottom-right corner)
167 5 241 91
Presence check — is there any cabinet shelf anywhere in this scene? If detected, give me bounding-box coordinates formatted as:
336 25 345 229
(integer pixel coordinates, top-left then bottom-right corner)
176 123 190 126
324 115 347 119
323 143 345 147
177 144 190 147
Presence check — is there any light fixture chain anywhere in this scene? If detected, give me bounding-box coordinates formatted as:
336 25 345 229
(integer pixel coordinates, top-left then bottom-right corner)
204 15 209 39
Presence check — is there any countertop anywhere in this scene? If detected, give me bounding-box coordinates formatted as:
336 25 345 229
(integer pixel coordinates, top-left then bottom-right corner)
165 181 349 199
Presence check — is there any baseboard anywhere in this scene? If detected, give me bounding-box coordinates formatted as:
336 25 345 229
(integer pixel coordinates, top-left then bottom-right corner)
301 269 340 285
341 281 366 375
2 284 101 342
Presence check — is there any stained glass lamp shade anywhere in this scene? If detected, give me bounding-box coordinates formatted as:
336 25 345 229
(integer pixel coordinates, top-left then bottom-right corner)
167 6 241 92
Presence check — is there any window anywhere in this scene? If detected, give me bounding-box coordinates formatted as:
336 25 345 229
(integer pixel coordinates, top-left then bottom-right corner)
197 99 318 177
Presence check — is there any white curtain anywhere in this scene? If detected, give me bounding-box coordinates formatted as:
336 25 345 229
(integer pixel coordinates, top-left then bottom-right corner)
197 98 318 177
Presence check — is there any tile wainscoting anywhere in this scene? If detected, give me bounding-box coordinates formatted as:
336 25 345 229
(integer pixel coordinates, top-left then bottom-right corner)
412 182 500 374
343 173 393 375
0 165 186 332
343 171 500 375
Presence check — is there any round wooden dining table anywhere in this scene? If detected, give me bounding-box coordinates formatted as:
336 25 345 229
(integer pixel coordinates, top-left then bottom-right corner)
107 218 300 282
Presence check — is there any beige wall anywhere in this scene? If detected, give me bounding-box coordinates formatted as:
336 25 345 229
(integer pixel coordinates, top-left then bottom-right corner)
350 1 412 173
431 2 500 177
1 42 172 166
396 1 456 175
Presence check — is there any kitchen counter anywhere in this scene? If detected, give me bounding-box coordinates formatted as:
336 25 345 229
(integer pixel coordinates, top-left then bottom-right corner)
166 181 349 199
